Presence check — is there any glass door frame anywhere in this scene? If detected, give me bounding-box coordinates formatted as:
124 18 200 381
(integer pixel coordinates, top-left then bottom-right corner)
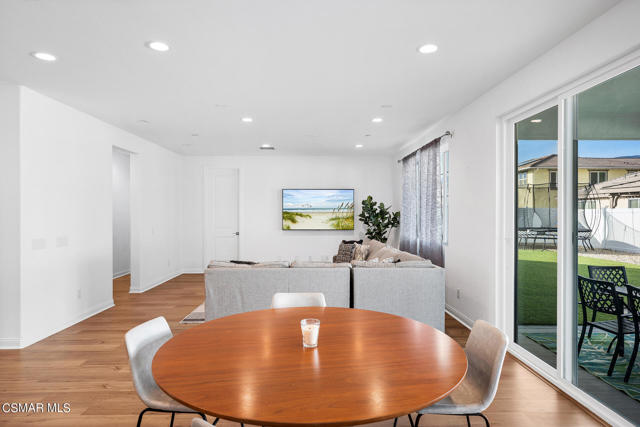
497 49 640 426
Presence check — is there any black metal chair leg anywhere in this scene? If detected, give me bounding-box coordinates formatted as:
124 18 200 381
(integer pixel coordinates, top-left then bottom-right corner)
624 335 640 382
212 418 219 425
407 413 414 427
476 413 490 427
393 417 398 427
606 336 617 353
608 336 623 376
170 412 175 427
413 414 422 427
137 408 151 427
466 415 471 427
578 323 587 355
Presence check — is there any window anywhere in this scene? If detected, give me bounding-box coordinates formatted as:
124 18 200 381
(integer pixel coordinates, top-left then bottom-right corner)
589 170 607 184
440 150 449 244
629 198 640 208
518 172 528 187
549 170 557 189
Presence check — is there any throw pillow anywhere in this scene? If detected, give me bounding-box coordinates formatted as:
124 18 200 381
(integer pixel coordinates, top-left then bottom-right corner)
352 243 370 261
335 242 356 263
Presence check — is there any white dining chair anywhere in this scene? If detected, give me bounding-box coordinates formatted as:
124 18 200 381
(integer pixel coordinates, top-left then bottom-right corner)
402 320 508 427
271 292 327 308
125 316 209 427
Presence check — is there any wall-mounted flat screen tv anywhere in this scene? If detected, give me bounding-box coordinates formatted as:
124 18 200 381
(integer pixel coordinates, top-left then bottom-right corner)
282 189 354 230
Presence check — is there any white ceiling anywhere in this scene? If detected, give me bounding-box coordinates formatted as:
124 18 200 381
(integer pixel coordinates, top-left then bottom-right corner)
0 0 619 155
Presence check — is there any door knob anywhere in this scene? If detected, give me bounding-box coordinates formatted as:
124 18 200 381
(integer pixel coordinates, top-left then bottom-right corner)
234 232 240 236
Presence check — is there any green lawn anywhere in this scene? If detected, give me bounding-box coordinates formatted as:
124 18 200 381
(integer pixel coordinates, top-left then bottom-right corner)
517 250 640 325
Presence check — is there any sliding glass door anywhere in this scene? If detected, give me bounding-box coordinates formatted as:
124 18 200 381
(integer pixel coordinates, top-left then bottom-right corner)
573 65 640 423
513 64 640 423
515 105 559 368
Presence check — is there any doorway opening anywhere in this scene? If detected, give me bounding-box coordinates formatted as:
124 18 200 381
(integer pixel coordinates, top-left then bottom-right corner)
112 147 131 297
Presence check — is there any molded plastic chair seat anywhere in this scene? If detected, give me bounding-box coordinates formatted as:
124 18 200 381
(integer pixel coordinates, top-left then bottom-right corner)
271 292 327 308
125 317 206 426
412 320 508 427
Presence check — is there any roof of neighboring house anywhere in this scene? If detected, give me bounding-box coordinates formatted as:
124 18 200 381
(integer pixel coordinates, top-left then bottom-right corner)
519 154 640 170
579 171 640 198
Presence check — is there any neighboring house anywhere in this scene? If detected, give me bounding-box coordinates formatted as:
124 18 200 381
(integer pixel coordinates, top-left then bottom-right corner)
518 154 640 209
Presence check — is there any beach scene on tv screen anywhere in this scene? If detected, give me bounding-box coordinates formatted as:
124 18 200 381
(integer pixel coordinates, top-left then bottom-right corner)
282 189 354 230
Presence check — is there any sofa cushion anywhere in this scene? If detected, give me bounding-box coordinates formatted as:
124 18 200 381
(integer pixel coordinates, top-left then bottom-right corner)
394 251 426 262
253 261 290 268
352 243 370 261
364 239 387 259
395 260 435 268
335 241 357 263
369 246 400 261
291 261 351 268
208 261 252 268
352 260 397 268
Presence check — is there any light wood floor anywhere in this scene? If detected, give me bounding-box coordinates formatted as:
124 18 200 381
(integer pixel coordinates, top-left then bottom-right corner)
0 274 604 426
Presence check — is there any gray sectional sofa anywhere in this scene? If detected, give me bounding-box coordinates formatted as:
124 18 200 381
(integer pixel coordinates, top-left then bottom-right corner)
204 240 445 331
204 262 351 320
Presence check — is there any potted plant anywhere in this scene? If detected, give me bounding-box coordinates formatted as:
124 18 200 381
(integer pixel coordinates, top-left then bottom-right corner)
358 196 400 243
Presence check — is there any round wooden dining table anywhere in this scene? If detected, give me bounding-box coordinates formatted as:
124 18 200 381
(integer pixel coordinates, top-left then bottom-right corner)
153 307 467 427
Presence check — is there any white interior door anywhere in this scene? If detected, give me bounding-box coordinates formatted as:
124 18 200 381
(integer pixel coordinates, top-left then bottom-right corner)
204 168 239 265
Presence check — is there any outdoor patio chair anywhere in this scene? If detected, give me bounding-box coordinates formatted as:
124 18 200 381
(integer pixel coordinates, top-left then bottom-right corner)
623 284 640 382
577 276 635 378
587 265 629 337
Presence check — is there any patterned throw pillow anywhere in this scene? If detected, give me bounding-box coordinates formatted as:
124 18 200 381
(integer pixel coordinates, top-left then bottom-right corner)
335 241 357 263
352 243 370 261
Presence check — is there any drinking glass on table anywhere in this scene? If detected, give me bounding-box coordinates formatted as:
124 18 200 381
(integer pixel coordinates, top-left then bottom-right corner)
300 318 320 348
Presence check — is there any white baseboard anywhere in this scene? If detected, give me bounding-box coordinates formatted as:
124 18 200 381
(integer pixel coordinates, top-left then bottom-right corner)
130 271 181 293
445 304 474 329
181 268 204 274
0 338 21 349
113 271 130 279
17 299 115 349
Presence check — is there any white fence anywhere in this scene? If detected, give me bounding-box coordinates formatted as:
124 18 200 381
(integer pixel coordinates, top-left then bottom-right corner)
590 208 640 253
518 207 640 253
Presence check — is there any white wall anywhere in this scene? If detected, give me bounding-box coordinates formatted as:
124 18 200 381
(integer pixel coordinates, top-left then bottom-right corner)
0 85 21 347
395 0 640 326
180 155 397 270
112 148 130 277
9 86 182 347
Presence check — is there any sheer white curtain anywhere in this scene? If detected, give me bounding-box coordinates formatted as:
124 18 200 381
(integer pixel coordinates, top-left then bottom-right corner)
400 138 443 266
400 154 418 254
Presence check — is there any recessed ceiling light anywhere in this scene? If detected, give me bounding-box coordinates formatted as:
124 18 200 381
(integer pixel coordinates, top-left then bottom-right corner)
530 119 542 123
260 144 274 150
191 133 199 137
364 134 371 137
381 105 393 109
242 117 253 123
417 44 438 54
137 119 149 124
371 117 383 123
146 41 170 52
355 144 364 148
30 52 56 62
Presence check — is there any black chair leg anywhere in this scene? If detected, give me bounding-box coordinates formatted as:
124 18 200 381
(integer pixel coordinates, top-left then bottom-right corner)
414 414 423 427
578 323 587 355
393 418 398 427
606 336 618 353
407 413 414 427
137 408 151 427
466 415 471 427
212 418 220 425
624 334 640 382
608 335 623 376
170 412 175 427
476 413 490 427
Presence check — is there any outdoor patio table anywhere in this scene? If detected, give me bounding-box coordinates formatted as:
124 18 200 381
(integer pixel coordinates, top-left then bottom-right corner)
152 307 468 427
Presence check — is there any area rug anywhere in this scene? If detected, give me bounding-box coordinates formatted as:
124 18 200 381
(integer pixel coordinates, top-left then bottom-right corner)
180 302 205 324
525 331 640 401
